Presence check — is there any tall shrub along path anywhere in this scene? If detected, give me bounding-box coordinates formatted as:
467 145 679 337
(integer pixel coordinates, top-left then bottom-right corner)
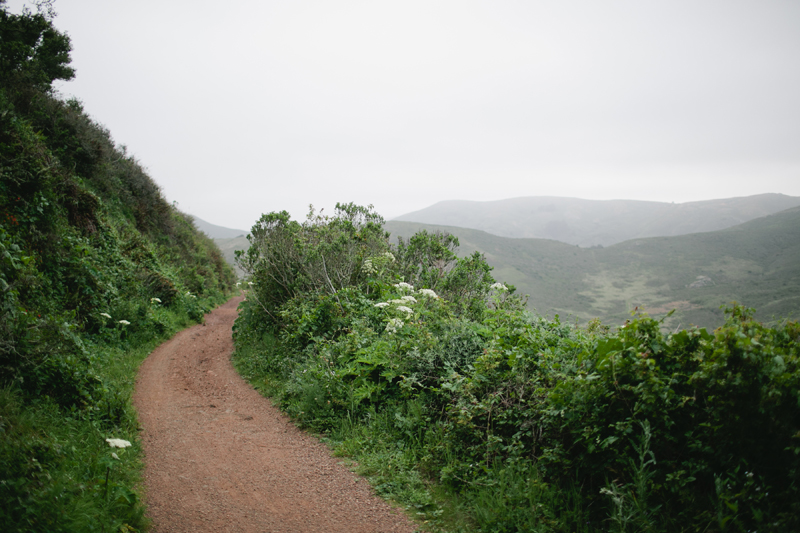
134 296 417 532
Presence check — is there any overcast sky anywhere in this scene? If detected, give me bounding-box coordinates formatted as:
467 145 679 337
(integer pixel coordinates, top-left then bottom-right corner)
8 0 800 231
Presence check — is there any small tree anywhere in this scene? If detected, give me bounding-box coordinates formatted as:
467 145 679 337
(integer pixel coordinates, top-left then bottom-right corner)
0 0 75 104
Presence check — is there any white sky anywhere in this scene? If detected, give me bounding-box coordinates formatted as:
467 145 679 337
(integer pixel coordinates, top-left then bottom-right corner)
8 0 800 231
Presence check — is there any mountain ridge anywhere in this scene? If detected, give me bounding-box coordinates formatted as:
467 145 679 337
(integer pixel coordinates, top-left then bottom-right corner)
393 193 800 247
385 205 800 329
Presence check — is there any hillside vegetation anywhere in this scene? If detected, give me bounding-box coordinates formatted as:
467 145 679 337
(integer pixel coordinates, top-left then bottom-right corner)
394 194 800 247
1 4 235 531
233 203 800 532
386 207 800 330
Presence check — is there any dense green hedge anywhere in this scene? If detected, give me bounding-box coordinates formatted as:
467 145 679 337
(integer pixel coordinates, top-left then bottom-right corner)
234 205 800 532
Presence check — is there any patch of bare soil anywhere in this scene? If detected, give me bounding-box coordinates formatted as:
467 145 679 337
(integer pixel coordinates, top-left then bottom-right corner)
134 296 417 532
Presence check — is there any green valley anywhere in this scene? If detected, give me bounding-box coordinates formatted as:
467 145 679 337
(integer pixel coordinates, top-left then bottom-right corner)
385 206 800 329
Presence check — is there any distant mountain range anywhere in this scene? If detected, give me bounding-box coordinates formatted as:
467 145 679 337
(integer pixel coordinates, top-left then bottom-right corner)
393 194 800 247
385 205 800 329
191 215 249 239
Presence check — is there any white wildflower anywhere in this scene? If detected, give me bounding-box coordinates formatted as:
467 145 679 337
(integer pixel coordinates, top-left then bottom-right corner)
399 295 417 304
247 281 253 286
362 259 376 274
150 297 162 304
374 302 390 308
383 252 396 262
385 318 405 334
118 320 131 326
106 438 132 448
417 288 438 298
393 282 414 291
100 312 112 319
490 282 508 291
396 306 413 315
236 282 240 287
111 452 120 460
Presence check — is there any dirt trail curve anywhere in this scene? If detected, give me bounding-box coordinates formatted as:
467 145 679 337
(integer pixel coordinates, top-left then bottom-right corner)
134 296 417 533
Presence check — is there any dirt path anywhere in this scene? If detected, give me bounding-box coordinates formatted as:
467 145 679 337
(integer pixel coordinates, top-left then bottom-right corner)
134 296 417 533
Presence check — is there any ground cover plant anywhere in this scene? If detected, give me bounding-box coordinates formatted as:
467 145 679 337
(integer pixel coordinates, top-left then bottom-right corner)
1 3 236 530
234 204 800 532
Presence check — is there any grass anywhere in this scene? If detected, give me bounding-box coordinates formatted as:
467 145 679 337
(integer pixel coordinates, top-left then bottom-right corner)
0 295 228 533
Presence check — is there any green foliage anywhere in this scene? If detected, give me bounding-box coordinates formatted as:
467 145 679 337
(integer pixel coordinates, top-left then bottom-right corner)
0 1 74 104
0 3 236 529
234 203 800 532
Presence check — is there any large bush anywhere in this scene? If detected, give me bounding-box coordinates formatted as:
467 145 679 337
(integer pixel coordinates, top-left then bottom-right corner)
234 205 799 532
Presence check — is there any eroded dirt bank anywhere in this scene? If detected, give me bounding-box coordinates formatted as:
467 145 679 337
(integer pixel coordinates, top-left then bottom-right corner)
134 296 417 532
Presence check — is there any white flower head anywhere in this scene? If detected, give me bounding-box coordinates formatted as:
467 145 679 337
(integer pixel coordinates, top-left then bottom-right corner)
362 259 376 274
247 281 253 286
490 282 508 291
111 452 120 460
100 312 112 319
396 306 413 315
417 289 438 299
118 320 131 326
393 282 414 291
399 295 417 304
374 302 389 308
150 297 162 304
383 252 396 262
106 438 132 449
236 282 241 286
385 318 405 334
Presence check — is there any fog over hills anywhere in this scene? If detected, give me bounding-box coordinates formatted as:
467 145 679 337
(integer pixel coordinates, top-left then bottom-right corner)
393 194 800 247
385 206 800 329
191 216 249 239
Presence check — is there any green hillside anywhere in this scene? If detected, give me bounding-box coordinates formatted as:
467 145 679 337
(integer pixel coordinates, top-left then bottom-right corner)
394 194 800 247
1 5 235 530
386 207 800 329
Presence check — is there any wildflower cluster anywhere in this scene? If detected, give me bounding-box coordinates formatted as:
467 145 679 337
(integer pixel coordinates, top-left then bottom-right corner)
417 288 438 299
385 318 404 334
105 438 131 449
362 258 377 274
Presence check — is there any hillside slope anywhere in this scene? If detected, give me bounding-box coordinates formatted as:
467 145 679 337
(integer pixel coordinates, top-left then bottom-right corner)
1 6 235 529
385 207 800 329
393 194 800 247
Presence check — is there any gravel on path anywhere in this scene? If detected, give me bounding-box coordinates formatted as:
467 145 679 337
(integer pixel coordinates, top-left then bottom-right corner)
134 296 418 533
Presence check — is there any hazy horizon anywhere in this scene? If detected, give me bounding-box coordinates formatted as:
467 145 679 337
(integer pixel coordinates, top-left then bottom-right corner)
7 0 800 229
